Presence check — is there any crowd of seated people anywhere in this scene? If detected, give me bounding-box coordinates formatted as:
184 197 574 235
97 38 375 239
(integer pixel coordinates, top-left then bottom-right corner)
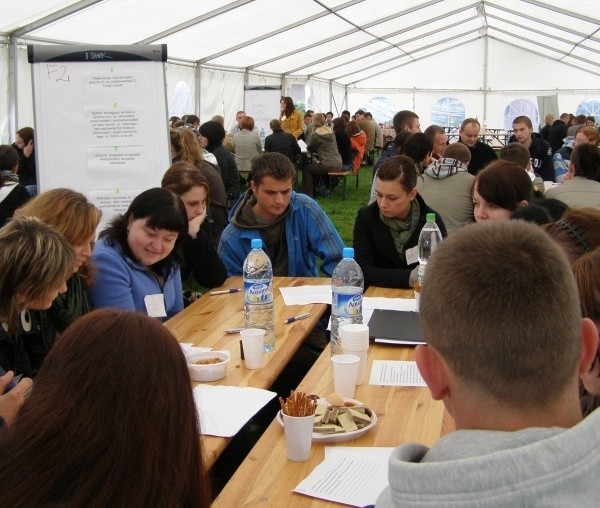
2 104 600 506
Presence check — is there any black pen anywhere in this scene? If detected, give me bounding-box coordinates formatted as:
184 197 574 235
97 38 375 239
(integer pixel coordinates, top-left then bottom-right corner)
284 312 310 324
211 288 241 295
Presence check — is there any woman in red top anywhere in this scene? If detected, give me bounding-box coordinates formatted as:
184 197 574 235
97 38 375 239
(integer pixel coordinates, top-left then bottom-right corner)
348 120 366 173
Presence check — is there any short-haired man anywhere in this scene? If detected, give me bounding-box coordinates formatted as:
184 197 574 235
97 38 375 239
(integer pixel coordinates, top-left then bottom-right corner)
356 110 376 154
500 142 544 196
376 220 600 507
374 110 421 174
325 111 334 128
301 110 314 143
545 143 600 208
458 118 497 175
218 152 344 278
416 142 474 234
548 112 571 153
218 153 344 388
423 125 448 159
511 115 554 182
230 110 246 135
366 112 384 151
567 114 587 137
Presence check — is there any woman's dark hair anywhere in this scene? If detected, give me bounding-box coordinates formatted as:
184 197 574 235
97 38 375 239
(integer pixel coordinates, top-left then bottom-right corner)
332 117 346 133
473 160 533 211
0 308 211 507
401 132 433 163
0 144 19 173
393 131 413 152
16 126 34 144
280 96 295 117
510 203 552 225
198 121 226 152
100 188 188 272
534 197 569 221
376 155 418 193
347 120 360 136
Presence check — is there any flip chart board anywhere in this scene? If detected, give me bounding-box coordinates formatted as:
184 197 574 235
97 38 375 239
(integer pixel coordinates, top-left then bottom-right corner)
28 44 170 229
244 86 282 148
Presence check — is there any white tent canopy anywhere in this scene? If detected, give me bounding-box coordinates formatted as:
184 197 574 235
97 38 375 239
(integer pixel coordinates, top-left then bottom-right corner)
1 0 599 142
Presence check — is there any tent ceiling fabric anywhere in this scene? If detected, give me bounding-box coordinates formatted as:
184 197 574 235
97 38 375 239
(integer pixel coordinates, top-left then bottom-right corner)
1 0 599 86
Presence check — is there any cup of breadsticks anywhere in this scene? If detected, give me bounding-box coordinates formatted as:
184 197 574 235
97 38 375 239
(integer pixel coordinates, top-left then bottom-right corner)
279 391 317 461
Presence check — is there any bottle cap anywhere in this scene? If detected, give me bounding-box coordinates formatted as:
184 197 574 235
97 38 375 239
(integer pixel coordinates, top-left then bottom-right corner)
251 238 263 249
342 247 354 258
426 213 436 222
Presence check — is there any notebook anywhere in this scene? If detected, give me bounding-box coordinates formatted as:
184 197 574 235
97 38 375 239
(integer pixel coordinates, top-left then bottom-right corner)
367 309 426 345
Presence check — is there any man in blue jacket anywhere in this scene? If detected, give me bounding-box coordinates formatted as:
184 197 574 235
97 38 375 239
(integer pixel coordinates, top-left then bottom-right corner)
218 152 344 278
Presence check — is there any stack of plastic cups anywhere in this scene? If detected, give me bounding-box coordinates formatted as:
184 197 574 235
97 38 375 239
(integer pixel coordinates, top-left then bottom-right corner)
339 323 369 385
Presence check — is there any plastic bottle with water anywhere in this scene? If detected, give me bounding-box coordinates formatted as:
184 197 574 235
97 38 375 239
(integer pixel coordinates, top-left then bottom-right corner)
414 213 443 307
330 247 364 355
243 238 275 351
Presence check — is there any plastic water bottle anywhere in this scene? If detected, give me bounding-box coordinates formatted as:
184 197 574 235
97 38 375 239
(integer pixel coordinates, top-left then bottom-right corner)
414 213 443 307
243 238 275 351
331 247 364 355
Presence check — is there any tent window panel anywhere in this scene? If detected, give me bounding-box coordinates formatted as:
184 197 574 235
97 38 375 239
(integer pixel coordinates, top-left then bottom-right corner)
504 99 539 132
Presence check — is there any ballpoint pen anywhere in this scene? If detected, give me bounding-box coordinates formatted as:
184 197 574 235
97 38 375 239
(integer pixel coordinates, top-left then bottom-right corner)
224 327 245 334
210 288 241 295
284 312 311 324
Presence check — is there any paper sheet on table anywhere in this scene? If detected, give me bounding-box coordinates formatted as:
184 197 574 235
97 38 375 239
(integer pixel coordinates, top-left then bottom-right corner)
193 385 276 437
279 285 332 305
363 297 417 328
369 360 427 386
294 447 393 507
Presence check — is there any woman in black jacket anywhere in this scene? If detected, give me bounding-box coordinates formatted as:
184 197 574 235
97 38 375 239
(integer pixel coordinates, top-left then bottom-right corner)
353 155 446 288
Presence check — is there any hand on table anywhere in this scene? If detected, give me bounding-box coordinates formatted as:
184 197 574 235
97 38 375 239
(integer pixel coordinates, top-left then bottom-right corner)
0 371 33 426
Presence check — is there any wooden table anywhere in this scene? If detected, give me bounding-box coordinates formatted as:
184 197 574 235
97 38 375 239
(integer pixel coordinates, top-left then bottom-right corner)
164 276 330 468
213 287 454 507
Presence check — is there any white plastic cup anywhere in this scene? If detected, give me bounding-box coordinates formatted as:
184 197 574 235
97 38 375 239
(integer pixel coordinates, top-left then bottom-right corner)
240 328 265 369
282 413 314 461
342 347 368 385
331 354 359 398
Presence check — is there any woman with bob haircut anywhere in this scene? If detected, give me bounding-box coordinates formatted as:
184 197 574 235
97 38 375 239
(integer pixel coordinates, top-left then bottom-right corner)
0 217 73 376
543 208 600 265
162 163 227 289
572 248 600 417
12 126 36 194
279 96 304 139
472 160 533 222
353 155 447 289
233 115 262 180
170 128 228 242
15 189 101 370
90 188 188 319
0 308 212 507
198 120 240 204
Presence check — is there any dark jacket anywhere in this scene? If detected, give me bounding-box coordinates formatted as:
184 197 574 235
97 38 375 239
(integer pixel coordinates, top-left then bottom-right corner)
548 120 568 153
334 130 353 167
264 130 301 163
11 143 36 187
353 193 447 289
180 227 227 289
211 145 240 202
507 135 554 182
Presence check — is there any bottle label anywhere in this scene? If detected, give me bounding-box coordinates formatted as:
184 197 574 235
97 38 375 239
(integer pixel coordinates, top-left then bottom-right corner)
244 280 273 304
332 292 362 318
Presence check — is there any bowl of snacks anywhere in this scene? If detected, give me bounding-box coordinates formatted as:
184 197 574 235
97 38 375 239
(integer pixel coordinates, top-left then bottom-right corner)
187 351 230 382
277 392 376 443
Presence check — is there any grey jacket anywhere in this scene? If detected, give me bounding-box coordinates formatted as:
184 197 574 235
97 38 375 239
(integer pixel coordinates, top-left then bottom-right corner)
376 408 600 507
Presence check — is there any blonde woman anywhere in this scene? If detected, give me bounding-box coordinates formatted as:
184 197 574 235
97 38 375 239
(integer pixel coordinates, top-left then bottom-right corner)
0 217 73 376
15 189 101 371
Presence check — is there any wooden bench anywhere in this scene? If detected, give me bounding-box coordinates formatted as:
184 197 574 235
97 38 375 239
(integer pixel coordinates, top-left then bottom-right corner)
326 169 359 200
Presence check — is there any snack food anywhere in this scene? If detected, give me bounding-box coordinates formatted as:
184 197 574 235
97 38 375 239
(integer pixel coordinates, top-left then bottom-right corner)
279 391 316 417
195 357 223 365
313 399 372 434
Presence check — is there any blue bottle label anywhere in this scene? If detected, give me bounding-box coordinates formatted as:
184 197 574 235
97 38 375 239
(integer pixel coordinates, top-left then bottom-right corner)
332 292 362 318
244 280 273 304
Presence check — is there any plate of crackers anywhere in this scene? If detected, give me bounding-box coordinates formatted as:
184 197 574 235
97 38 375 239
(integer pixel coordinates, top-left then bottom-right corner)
276 392 376 443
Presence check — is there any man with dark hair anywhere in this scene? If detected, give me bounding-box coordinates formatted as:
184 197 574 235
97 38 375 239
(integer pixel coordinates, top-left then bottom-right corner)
423 125 448 159
548 112 571 153
545 143 600 208
376 220 600 507
458 118 497 175
341 110 351 123
416 142 474 234
373 110 421 179
500 142 544 196
568 114 588 137
511 115 554 182
356 110 375 155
